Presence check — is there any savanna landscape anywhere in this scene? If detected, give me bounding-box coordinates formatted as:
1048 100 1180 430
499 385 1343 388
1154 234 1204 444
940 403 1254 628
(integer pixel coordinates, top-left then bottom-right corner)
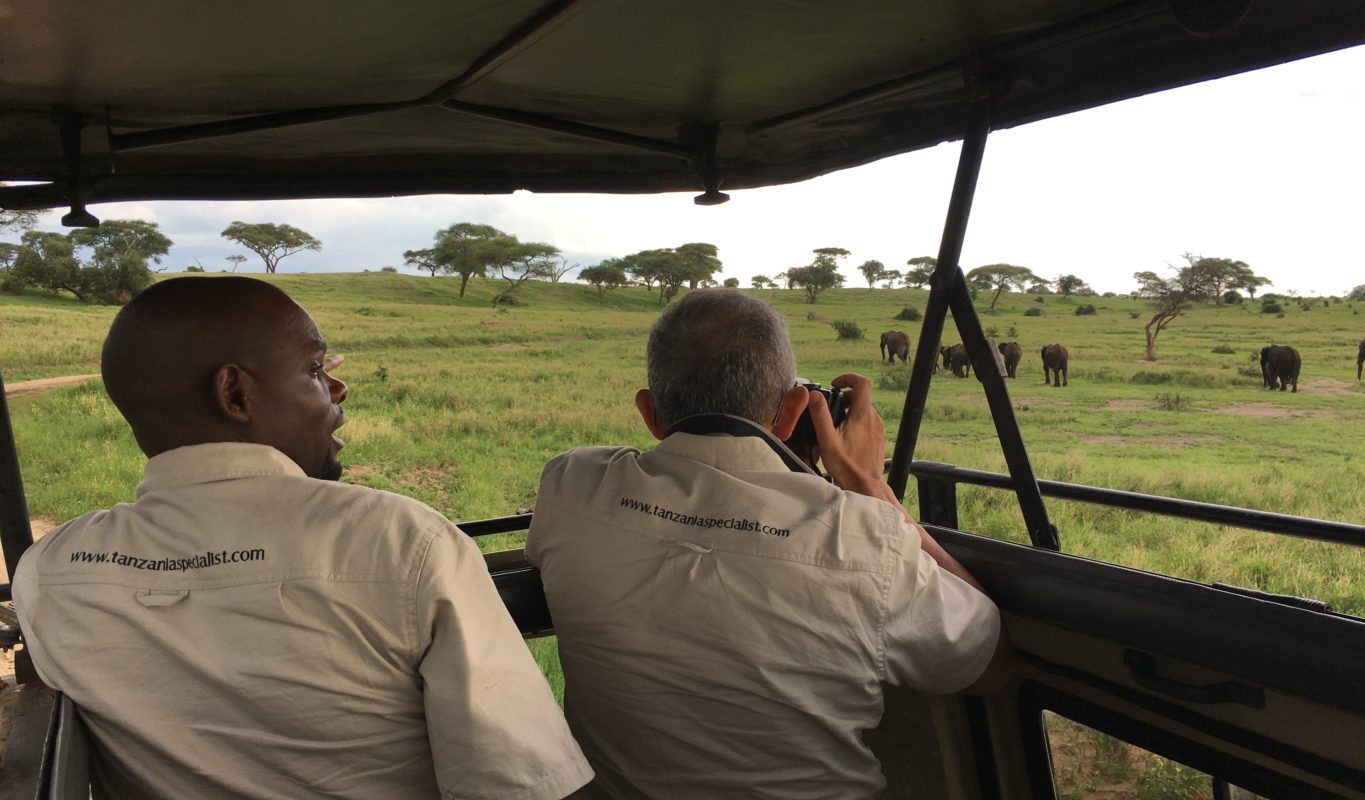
2 271 1363 798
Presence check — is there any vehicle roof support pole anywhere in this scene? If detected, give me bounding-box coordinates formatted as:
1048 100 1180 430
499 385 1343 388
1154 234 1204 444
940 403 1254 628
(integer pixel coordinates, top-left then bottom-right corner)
886 106 1059 549
0 369 35 601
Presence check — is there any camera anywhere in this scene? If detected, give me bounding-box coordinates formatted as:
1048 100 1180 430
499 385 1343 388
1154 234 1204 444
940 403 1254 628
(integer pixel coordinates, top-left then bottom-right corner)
782 379 849 469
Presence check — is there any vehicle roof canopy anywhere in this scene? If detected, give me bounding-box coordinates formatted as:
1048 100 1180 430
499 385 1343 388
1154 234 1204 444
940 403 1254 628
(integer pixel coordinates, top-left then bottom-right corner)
1 0 1363 209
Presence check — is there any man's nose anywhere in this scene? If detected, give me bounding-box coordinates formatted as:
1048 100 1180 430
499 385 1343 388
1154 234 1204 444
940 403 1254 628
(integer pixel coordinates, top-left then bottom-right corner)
329 375 349 404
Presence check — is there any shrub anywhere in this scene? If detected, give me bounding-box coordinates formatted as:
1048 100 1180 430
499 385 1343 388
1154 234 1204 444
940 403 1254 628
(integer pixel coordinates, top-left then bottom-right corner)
1154 393 1191 412
1074 304 1097 316
984 325 999 339
1131 370 1221 388
1260 302 1282 314
185 265 205 273
1211 343 1236 354
1128 311 1141 319
1023 307 1043 317
381 265 398 273
1221 289 1242 304
1007 325 1018 337
894 306 922 321
877 364 910 390
1034 296 1045 303
831 320 864 340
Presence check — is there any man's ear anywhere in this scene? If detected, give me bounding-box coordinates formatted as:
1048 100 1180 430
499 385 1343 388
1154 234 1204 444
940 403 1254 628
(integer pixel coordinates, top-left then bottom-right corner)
214 364 253 425
770 385 810 440
635 388 667 440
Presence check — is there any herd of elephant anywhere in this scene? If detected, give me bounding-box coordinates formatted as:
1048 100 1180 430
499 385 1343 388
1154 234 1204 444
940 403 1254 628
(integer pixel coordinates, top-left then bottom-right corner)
879 333 1365 392
878 331 1069 387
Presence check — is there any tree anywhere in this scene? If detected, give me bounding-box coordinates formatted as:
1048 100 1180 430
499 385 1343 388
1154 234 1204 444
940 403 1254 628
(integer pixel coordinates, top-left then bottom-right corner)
226 254 248 273
492 240 560 306
0 183 41 234
1134 254 1221 361
879 269 902 289
1350 284 1365 301
579 259 629 299
751 275 773 289
1226 261 1270 299
1055 274 1091 297
788 248 847 303
547 257 577 283
431 223 516 297
1026 281 1054 295
403 247 442 277
0 242 19 272
857 259 885 289
70 219 172 272
965 264 1041 309
904 256 937 288
675 242 722 289
723 277 740 288
221 222 321 273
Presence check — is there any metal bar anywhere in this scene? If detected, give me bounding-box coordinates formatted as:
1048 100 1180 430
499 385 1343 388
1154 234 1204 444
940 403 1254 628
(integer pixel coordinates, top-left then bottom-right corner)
458 514 534 537
945 276 1058 549
111 101 423 152
915 474 958 530
422 0 597 104
887 106 990 501
909 461 1365 549
440 100 691 159
750 0 1162 135
0 369 35 601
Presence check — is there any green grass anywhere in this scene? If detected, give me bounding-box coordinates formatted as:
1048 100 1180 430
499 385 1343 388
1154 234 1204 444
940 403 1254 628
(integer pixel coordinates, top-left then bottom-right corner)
4 274 1364 621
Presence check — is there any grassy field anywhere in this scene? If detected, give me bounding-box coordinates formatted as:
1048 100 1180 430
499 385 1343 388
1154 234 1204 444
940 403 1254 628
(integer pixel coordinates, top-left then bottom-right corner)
3 272 1364 686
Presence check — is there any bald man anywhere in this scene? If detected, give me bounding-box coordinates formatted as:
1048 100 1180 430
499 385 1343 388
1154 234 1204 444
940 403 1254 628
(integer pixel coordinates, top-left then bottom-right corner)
13 277 592 800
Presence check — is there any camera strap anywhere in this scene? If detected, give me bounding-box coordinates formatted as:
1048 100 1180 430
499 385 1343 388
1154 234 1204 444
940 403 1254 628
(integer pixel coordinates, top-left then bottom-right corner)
663 413 820 476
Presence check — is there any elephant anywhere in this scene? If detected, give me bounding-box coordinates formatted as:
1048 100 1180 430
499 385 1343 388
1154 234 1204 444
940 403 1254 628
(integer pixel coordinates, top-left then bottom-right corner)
997 341 1022 378
1357 339 1364 381
1041 344 1068 387
1260 344 1300 392
880 331 910 364
940 344 971 378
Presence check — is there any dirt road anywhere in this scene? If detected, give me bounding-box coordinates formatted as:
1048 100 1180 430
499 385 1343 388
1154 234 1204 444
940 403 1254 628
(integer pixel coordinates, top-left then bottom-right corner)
4 374 100 398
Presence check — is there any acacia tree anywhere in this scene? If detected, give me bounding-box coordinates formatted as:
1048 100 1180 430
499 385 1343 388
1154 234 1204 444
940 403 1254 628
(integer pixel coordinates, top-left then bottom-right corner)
1227 261 1270 299
879 269 902 289
857 259 885 289
225 254 248 273
0 242 20 272
221 222 321 273
430 222 511 296
403 247 442 277
1134 254 1221 360
904 256 937 288
547 257 578 283
788 248 847 303
492 240 560 306
751 275 773 289
579 259 628 298
675 242 722 289
1349 284 1365 301
966 264 1041 309
1055 274 1091 297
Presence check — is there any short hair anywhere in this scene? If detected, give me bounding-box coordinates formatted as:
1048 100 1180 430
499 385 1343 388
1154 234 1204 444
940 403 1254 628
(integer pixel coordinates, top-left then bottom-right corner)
646 290 796 429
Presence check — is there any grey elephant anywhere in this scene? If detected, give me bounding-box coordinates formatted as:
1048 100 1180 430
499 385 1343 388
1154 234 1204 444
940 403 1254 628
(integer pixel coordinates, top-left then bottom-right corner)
1260 344 1300 392
997 341 1022 378
1041 344 1068 387
940 344 971 378
1357 339 1364 381
880 331 910 364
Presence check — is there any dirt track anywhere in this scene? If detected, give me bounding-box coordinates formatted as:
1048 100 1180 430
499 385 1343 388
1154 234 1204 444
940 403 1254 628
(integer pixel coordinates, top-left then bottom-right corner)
4 374 100 398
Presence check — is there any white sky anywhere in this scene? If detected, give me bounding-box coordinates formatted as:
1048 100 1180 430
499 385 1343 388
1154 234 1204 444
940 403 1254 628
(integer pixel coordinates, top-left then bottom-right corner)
9 45 1365 296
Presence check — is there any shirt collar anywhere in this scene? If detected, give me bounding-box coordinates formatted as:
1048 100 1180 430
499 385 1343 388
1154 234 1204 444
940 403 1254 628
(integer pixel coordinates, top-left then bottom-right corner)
653 432 796 474
137 443 307 498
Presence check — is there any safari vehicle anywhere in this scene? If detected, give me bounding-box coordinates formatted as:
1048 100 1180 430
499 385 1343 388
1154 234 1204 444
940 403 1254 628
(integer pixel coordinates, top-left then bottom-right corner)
2 1 1364 798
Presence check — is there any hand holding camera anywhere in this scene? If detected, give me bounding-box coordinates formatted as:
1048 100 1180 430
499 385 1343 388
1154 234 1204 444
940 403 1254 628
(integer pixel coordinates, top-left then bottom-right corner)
802 373 889 494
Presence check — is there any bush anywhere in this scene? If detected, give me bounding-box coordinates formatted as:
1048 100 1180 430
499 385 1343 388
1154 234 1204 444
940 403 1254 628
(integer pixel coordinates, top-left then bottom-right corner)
1221 289 1242 304
185 265 205 273
877 364 910 391
1074 304 1096 316
1023 307 1043 317
894 306 922 321
1128 311 1141 319
1034 296 1045 303
1211 343 1236 354
1154 393 1191 412
1007 325 1018 337
1261 302 1282 314
381 265 398 273
831 320 864 340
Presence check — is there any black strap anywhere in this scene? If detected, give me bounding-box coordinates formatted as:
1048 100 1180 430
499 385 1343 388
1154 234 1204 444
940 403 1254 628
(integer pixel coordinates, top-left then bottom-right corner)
663 414 819 477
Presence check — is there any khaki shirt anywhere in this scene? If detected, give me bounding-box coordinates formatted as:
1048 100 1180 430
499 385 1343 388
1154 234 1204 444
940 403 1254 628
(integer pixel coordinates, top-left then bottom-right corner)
14 443 592 800
527 434 1000 800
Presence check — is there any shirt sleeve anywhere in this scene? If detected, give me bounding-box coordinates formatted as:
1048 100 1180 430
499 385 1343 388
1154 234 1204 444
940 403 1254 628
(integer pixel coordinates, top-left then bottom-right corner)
415 522 593 800
882 520 1001 695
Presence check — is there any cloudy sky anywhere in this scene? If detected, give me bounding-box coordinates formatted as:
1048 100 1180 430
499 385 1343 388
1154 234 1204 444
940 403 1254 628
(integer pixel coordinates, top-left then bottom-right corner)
9 45 1364 296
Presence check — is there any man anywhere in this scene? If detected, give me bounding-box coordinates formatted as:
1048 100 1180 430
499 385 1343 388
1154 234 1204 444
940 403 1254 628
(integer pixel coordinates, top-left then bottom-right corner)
14 277 592 799
526 290 1012 799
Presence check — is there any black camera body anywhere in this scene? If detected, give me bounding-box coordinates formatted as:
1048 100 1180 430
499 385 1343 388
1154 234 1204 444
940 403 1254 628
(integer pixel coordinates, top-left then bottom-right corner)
782 379 849 467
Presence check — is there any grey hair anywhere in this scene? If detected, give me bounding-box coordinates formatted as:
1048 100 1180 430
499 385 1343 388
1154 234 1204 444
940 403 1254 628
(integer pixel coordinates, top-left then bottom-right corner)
646 290 796 429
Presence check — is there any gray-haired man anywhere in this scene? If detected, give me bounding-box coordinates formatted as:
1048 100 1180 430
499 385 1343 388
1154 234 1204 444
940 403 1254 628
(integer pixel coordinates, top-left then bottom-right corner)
526 290 1013 799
